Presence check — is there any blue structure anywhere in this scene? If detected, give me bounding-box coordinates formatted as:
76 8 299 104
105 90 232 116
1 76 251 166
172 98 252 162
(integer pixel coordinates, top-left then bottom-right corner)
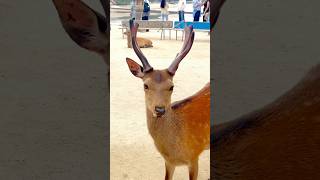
173 21 210 30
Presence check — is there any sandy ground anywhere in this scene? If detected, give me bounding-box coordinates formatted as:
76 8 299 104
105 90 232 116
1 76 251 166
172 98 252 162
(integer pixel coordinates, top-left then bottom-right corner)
110 25 210 179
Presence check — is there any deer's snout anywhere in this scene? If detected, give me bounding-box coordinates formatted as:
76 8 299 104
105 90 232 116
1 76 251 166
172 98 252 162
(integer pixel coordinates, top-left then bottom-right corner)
155 106 166 117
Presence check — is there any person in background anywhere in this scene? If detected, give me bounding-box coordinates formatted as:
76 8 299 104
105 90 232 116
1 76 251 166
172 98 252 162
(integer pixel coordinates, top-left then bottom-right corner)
202 0 210 22
160 0 169 21
130 0 136 20
193 0 202 21
177 0 186 21
142 0 151 32
142 0 151 20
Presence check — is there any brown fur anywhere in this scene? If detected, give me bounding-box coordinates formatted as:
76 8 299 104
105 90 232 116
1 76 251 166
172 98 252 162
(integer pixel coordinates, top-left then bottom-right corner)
212 64 320 179
126 59 210 180
125 31 153 48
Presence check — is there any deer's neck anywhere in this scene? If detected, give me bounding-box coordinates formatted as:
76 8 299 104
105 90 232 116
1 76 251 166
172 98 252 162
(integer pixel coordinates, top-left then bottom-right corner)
145 107 181 139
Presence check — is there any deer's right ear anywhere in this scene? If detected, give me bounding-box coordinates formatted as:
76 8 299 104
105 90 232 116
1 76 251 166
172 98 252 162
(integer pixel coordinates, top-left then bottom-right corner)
126 58 144 78
52 0 107 55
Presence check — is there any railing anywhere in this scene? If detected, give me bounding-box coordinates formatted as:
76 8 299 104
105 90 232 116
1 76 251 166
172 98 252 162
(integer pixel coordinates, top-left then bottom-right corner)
120 20 210 40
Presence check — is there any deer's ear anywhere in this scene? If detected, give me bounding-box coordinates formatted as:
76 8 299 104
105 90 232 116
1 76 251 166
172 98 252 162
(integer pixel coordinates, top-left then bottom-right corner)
53 0 107 55
126 58 144 78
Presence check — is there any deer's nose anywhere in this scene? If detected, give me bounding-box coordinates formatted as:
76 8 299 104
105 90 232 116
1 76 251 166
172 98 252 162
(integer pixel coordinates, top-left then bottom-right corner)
155 106 165 115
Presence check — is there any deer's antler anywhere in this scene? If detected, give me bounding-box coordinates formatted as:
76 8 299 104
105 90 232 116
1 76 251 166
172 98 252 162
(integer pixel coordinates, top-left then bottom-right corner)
129 19 153 72
167 25 195 75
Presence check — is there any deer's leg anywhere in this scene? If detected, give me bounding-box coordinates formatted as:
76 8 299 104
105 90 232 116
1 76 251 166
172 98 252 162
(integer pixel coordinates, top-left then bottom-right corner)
165 162 175 180
188 160 199 180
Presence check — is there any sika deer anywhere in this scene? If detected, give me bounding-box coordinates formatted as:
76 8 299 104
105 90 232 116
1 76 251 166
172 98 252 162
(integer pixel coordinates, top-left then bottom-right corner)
126 20 210 180
124 31 153 48
212 64 320 179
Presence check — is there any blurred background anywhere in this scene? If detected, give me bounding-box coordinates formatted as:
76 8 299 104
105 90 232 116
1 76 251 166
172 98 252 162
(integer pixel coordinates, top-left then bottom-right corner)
213 0 320 124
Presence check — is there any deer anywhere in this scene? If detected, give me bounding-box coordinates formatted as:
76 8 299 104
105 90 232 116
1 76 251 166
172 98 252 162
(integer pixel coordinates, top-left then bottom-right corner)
211 0 320 179
124 31 153 48
211 64 320 179
126 19 210 180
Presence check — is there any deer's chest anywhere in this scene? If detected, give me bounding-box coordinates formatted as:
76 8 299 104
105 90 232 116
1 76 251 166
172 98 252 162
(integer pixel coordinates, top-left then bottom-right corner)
153 134 190 165
148 120 191 165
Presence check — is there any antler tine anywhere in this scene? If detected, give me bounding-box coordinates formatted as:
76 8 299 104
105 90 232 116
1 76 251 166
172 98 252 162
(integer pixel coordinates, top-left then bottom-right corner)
167 25 195 75
129 19 153 72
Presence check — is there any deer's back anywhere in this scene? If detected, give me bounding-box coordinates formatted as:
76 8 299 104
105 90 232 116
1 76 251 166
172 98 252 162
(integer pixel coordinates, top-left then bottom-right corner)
212 65 320 179
172 82 210 159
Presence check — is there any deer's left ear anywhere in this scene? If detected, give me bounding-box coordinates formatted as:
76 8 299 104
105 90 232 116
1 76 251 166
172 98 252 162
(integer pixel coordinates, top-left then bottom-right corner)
53 0 107 55
126 58 145 78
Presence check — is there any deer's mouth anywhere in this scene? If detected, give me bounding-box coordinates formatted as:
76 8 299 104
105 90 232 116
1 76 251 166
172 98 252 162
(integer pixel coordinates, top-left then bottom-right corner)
153 111 165 118
156 112 165 117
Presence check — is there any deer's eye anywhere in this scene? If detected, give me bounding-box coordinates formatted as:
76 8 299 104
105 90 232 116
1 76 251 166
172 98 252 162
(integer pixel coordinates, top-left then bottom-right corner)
169 86 174 91
144 84 149 90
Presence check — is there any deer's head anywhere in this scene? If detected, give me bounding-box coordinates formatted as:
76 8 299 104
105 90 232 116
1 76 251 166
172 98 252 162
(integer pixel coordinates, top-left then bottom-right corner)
126 20 195 118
